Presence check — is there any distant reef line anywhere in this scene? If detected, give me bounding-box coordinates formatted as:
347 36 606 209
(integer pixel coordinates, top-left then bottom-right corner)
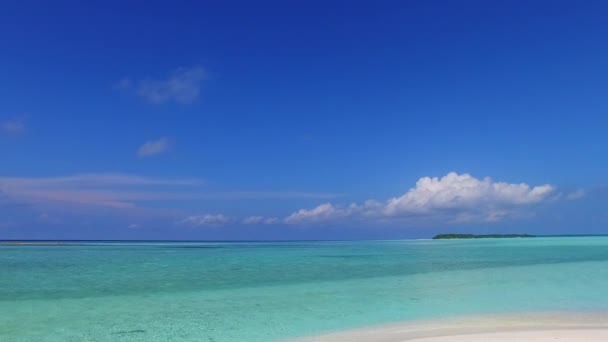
0 241 67 245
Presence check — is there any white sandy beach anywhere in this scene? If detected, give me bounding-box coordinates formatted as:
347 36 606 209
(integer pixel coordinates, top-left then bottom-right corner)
293 312 608 341
410 330 608 341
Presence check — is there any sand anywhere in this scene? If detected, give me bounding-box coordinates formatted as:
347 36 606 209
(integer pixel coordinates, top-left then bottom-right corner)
292 312 608 341
410 330 608 341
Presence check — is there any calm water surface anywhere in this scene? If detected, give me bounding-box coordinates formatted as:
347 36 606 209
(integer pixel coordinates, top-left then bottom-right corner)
2 237 608 341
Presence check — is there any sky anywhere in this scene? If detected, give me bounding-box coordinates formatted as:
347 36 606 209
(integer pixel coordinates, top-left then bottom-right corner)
1 0 607 240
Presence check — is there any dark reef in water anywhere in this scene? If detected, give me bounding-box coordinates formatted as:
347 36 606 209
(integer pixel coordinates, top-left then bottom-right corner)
433 234 535 240
111 329 146 335
0 241 66 245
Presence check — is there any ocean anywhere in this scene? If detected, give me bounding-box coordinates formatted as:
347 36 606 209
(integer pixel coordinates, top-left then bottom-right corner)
2 237 608 341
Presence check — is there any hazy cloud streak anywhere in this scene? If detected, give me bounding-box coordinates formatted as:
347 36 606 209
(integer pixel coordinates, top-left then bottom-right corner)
1 117 26 135
138 137 173 158
242 216 280 224
0 174 337 211
179 214 231 226
118 66 207 104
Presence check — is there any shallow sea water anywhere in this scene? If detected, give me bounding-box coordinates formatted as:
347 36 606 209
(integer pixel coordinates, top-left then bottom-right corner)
2 237 608 341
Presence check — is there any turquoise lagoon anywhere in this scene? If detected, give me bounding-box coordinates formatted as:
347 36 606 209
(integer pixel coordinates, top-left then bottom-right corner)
2 237 608 341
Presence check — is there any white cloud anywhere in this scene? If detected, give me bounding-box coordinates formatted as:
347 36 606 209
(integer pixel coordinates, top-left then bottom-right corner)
179 214 231 226
286 203 347 224
384 173 554 214
566 189 585 200
1 117 25 135
119 66 207 104
137 137 173 158
242 216 280 224
285 172 556 224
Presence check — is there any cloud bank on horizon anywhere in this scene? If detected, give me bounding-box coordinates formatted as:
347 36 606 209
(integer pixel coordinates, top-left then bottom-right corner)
180 172 563 227
0 157 593 242
284 172 555 224
0 170 583 231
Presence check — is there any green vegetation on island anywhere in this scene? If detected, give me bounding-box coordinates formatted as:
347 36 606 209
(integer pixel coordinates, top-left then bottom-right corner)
433 234 535 240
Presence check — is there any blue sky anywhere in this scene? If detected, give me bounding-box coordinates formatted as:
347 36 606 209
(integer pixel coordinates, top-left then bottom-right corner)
1 1 607 240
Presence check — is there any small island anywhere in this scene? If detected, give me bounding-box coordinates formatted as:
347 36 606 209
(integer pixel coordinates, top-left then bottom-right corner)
433 234 535 240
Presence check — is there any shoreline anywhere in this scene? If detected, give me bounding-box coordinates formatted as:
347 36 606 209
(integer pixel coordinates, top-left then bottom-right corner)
291 312 608 341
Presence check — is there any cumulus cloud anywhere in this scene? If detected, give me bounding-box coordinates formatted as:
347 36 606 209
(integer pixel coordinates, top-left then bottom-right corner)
119 66 207 104
1 117 26 135
285 172 556 224
383 173 554 214
179 214 231 226
242 216 280 225
137 137 173 158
